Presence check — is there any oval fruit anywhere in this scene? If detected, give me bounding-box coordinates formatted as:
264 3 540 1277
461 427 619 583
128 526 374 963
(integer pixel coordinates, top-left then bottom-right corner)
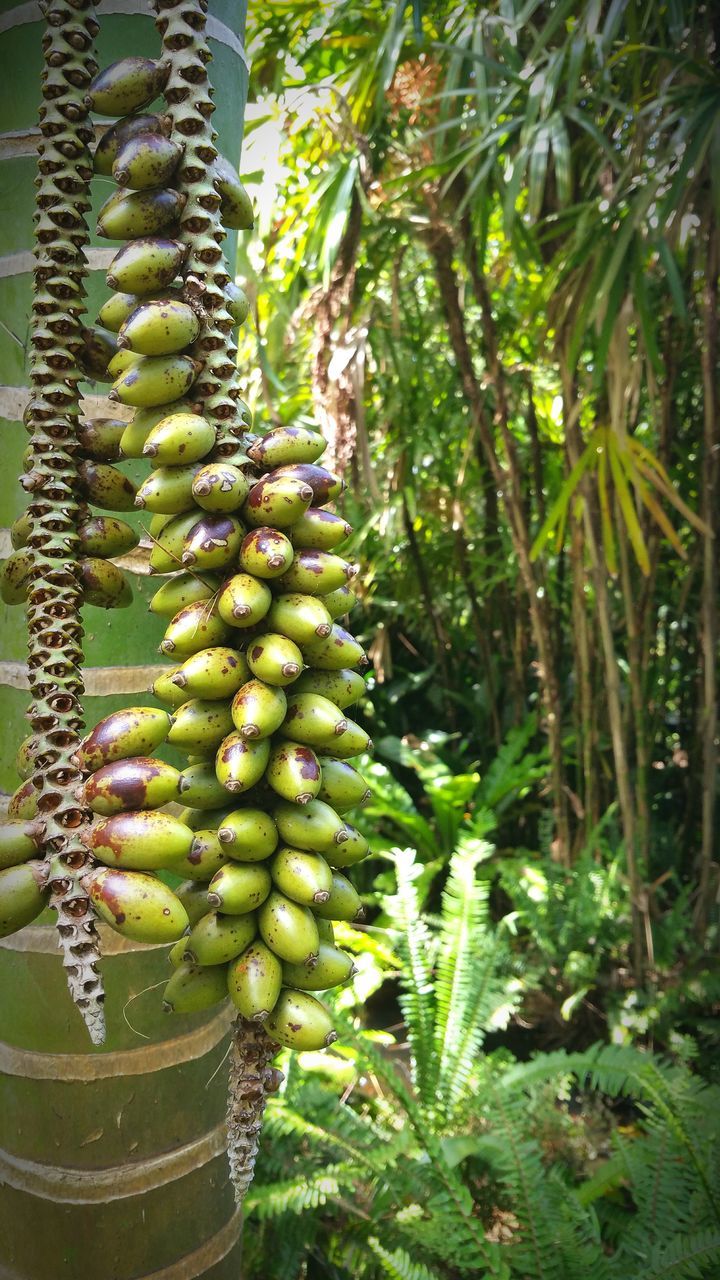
265 989 336 1051
87 868 189 943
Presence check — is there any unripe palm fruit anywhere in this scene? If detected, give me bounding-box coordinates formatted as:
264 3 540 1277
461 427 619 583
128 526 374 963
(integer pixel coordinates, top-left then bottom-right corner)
171 830 228 882
295 668 366 710
258 891 319 966
135 464 201 515
243 475 314 529
78 459 137 511
79 558 133 609
317 758 371 812
7 781 38 821
120 301 200 357
265 989 336 1051
291 508 352 552
141 410 214 469
173 647 249 701
215 733 271 794
77 516 138 558
312 871 364 922
217 809 278 862
87 868 189 943
213 154 253 229
248 426 326 469
98 292 142 333
107 348 142 379
107 237 188 295
168 937 188 968
152 667 188 708
238 527 294 579
329 717 374 759
230 680 287 740
175 878 214 926
301 625 366 671
207 863 272 914
270 847 332 907
267 594 332 646
167 699 234 753
278 550 356 596
192 463 250 513
9 511 31 550
268 463 344 505
77 417 127 461
86 56 168 117
82 756 181 815
85 811 194 871
97 187 185 240
227 942 282 1021
316 918 335 943
184 910 257 966
247 633 304 687
161 600 230 657
266 742 322 806
163 961 228 1014
94 112 168 176
149 571 220 617
217 573 272 628
78 324 118 381
110 353 200 409
0 822 41 871
325 822 370 869
0 551 33 604
273 799 348 854
225 281 250 327
14 737 37 782
323 584 357 621
282 943 355 992
77 707 171 772
113 132 183 190
0 862 48 937
282 693 348 747
149 510 209 572
181 514 244 572
178 764 231 811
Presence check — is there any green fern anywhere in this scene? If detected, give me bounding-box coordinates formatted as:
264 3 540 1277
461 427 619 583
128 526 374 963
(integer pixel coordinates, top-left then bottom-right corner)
367 1239 444 1280
637 1230 720 1280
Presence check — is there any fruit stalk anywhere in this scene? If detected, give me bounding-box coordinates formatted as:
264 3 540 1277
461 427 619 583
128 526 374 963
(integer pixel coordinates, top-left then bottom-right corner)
226 1016 279 1205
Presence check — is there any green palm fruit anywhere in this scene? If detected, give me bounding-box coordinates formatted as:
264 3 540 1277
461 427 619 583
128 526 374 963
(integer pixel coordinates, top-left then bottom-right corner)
248 426 326 469
258 891 319 966
266 742 322 806
328 717 374 759
267 594 332 646
0 862 48 938
119 300 200 357
110 353 200 409
135 464 201 514
163 961 228 1014
10 511 31 550
107 237 188 295
177 804 235 831
168 937 188 968
94 112 167 176
86 810 194 871
312 871 364 922
227 942 282 1021
316 918 335 943
238 527 294 578
213 154 254 229
323 584 357 620
77 459 137 511
273 799 348 854
243 475 314 529
215 733 271 794
317 758 370 812
180 514 244 572
268 463 344 505
77 707 172 772
149 571 219 616
192 463 250 513
167 699 234 753
0 822 41 871
86 56 168 117
247 633 304 686
217 809 278 862
294 668 366 710
178 764 231 810
0 551 33 604
77 417 127 461
87 868 189 943
107 347 141 378
7 781 38 822
98 292 142 333
184 910 257 966
82 757 181 815
207 863 272 914
77 516 138 558
97 187 185 240
301 625 366 671
152 667 188 708
270 847 332 907
173 646 249 701
278 550 356 596
78 324 118 381
282 943 355 992
79 558 133 609
160 599 230 656
113 132 183 190
216 573 272 629
225 281 250 326
171 829 228 882
290 508 352 551
265 989 336 1051
282 693 349 747
325 823 369 870
14 737 37 781
230 679 287 740
143 411 215 465
174 879 212 927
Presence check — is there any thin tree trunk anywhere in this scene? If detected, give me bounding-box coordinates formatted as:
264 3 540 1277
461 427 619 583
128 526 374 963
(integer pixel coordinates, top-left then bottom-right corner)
401 490 454 721
570 517 596 843
618 512 652 906
454 521 502 746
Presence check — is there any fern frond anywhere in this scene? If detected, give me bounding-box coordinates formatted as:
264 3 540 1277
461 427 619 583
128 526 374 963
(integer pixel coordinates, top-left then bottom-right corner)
367 1238 444 1280
386 848 438 1107
636 1229 720 1279
244 1162 359 1219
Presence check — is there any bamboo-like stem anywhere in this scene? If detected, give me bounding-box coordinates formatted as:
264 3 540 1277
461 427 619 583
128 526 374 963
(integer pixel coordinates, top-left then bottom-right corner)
22 0 105 1045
